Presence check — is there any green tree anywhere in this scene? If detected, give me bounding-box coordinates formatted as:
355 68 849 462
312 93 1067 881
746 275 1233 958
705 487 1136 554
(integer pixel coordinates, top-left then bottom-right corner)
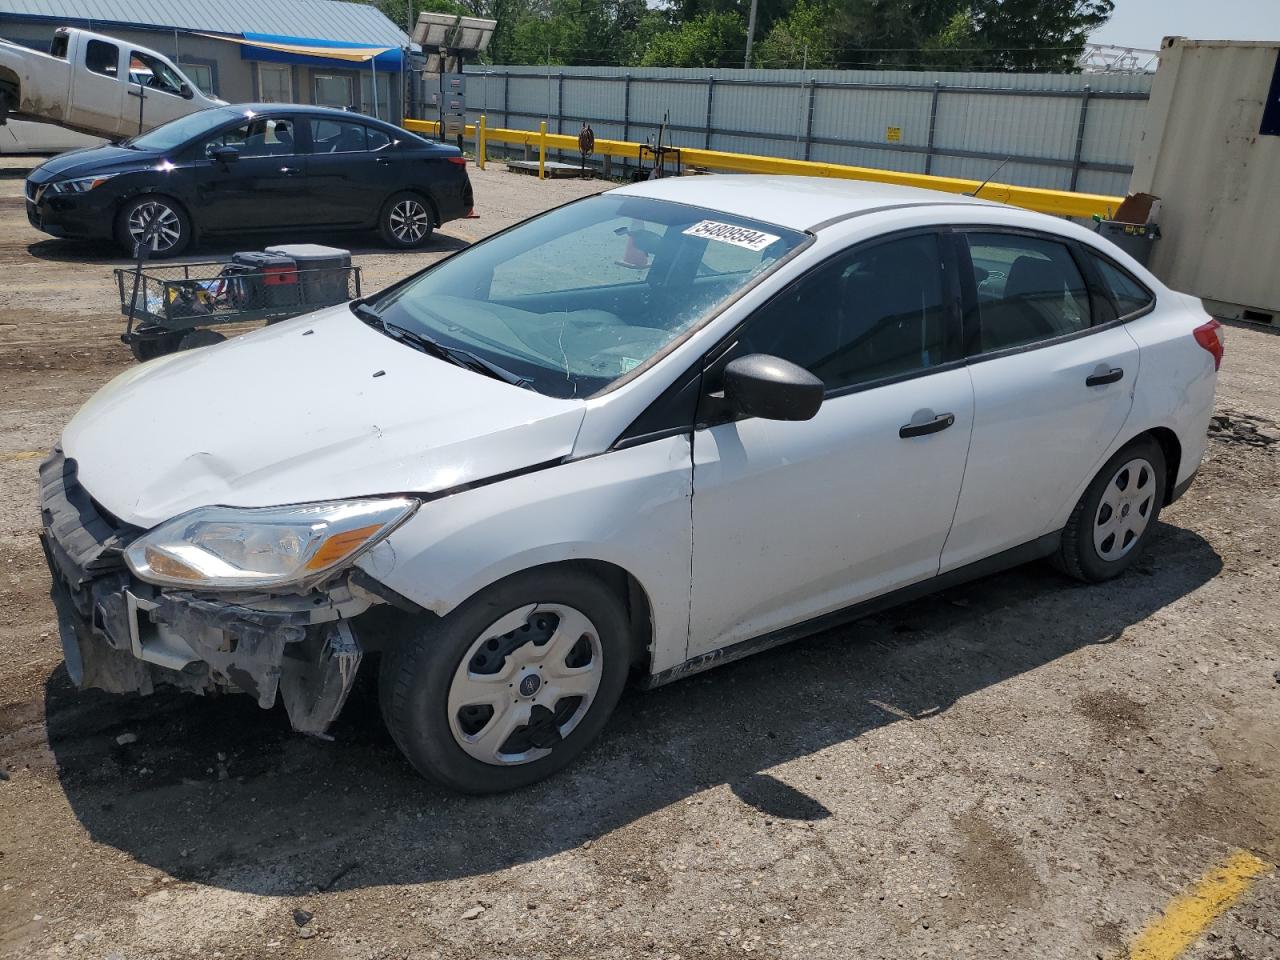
752 0 839 68
638 10 747 67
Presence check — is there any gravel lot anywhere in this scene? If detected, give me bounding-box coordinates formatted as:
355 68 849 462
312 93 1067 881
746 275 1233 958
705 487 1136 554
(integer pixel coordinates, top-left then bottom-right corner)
1 158 1277 960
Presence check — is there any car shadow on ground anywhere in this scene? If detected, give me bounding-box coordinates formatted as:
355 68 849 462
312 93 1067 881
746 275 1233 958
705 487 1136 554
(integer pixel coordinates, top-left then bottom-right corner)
44 520 1221 895
25 231 469 267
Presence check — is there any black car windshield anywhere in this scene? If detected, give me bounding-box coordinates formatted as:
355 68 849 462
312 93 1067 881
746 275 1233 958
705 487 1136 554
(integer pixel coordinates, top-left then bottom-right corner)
125 107 241 151
368 194 807 399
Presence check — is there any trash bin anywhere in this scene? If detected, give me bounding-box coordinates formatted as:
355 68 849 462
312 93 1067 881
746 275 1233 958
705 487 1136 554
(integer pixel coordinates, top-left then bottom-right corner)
264 244 352 306
1094 220 1161 267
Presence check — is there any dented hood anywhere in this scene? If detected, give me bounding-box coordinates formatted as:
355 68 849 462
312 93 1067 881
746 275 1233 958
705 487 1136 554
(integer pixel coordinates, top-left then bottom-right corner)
62 306 586 528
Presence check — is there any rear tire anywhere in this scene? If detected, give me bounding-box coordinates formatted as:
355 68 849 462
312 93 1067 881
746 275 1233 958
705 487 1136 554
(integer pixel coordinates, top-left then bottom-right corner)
379 191 435 249
379 568 630 793
115 195 192 258
1055 436 1166 582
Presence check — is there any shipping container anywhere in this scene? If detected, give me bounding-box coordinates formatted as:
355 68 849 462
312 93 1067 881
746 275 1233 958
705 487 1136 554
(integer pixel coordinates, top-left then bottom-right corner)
1130 38 1280 321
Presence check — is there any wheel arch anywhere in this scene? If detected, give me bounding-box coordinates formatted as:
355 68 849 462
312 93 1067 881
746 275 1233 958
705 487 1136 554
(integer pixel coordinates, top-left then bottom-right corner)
1128 426 1181 505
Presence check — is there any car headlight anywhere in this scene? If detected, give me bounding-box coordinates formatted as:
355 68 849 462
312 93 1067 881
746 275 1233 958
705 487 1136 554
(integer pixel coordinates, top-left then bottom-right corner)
124 498 418 590
49 173 119 194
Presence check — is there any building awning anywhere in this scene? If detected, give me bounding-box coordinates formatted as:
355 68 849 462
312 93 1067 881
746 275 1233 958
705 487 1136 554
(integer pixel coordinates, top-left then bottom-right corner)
196 32 404 71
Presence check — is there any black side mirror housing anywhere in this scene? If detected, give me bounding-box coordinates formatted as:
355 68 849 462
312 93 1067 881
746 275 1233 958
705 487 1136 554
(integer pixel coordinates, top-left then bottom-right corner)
180 83 195 100
722 354 824 422
211 145 239 165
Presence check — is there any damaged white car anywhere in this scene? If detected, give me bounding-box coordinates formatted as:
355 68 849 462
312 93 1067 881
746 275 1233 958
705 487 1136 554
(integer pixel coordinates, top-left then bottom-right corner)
41 176 1221 792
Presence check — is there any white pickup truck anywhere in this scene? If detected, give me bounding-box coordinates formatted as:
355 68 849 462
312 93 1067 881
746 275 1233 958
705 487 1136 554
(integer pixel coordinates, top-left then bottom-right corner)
0 27 225 140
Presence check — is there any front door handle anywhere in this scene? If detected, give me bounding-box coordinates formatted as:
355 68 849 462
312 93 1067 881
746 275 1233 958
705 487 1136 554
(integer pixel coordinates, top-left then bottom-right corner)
376 156 392 166
280 165 301 175
1086 367 1124 387
899 412 956 439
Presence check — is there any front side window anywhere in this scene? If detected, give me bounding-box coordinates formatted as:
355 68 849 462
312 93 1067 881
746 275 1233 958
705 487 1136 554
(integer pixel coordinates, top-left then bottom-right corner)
1089 252 1154 316
966 233 1092 353
128 51 185 96
309 119 368 153
85 39 118 77
205 117 295 158
730 233 950 392
369 195 807 399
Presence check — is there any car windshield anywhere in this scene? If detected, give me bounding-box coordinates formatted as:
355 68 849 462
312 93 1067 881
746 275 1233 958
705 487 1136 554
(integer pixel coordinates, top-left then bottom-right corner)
367 194 807 399
125 107 241 151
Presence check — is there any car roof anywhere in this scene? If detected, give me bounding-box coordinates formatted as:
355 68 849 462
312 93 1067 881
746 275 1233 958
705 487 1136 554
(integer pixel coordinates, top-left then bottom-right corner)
225 103 396 126
613 175 1005 232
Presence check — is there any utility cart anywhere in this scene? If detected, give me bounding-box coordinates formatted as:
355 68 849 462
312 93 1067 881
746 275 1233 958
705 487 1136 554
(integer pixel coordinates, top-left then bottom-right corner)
115 244 362 362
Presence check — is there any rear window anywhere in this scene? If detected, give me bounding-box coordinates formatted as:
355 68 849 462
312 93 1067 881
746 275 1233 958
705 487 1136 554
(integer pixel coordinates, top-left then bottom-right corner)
85 39 118 77
1089 253 1154 316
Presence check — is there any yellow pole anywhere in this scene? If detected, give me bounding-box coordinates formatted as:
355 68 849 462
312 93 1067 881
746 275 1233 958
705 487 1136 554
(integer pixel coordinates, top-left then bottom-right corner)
538 121 547 180
478 114 487 170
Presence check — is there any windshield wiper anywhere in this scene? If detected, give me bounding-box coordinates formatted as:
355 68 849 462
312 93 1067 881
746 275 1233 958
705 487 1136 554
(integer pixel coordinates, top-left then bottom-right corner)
353 302 531 388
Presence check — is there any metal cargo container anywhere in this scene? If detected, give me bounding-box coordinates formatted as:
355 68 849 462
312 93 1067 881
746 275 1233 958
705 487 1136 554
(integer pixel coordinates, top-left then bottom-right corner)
1129 38 1280 322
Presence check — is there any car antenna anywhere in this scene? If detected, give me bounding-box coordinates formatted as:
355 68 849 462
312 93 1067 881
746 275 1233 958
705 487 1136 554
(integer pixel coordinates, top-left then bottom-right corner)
967 156 1012 198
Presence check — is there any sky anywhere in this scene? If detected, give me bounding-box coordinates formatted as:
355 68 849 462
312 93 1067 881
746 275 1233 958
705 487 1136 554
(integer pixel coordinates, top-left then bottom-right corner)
1089 0 1280 50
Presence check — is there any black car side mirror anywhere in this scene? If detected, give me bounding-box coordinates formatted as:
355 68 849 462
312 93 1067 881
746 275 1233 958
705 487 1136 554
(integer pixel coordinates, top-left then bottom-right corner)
210 145 240 165
722 354 824 422
180 82 195 100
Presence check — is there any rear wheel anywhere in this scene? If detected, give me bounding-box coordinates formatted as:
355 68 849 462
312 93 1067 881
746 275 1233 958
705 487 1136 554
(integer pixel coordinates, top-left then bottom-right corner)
379 191 434 249
115 196 191 258
1056 436 1166 582
379 568 630 793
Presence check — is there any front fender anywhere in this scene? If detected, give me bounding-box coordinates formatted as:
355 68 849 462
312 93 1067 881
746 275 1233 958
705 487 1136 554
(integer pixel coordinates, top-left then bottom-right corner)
357 436 693 675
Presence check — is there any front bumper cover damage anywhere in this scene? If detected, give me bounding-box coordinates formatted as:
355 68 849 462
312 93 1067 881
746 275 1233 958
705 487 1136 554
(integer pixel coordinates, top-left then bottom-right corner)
39 449 388 735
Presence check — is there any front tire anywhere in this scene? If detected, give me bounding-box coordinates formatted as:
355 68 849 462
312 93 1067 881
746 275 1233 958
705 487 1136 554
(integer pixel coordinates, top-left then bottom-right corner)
1055 436 1166 582
115 195 191 258
379 568 631 793
379 191 435 249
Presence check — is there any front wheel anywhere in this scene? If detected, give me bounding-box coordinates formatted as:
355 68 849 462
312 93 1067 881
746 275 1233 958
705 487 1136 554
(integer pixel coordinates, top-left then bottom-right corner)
115 195 191 258
379 191 435 249
1055 436 1166 582
379 569 631 793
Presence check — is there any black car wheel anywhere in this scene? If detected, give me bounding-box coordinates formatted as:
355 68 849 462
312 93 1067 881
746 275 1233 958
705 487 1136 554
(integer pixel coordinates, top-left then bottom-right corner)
379 191 435 249
115 196 191 258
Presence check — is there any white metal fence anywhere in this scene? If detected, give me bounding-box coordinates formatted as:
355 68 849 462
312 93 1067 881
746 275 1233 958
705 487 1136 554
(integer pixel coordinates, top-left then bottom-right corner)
444 65 1151 196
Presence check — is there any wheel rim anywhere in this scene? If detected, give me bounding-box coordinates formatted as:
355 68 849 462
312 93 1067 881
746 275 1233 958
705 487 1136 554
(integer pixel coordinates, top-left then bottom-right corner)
447 603 604 766
1093 457 1156 562
127 201 182 252
389 199 430 244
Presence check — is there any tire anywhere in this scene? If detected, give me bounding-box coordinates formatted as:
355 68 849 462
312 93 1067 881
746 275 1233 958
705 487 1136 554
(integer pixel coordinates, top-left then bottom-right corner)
115 195 192 258
1055 436 1166 582
178 329 226 351
379 191 435 249
128 327 183 362
379 568 631 793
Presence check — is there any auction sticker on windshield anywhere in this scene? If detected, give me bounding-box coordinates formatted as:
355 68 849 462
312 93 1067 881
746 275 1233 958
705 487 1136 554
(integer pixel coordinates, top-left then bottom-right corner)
683 220 780 252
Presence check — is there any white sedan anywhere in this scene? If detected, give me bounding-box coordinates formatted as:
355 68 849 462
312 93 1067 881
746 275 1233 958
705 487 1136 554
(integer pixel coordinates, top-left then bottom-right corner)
40 176 1223 792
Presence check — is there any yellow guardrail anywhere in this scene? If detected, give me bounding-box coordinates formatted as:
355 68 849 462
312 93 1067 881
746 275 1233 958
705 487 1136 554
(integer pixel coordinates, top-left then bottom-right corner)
404 116 1122 220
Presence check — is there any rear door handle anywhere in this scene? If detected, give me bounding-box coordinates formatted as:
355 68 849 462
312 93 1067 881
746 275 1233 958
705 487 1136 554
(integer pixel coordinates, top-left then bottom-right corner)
376 157 392 166
1086 367 1124 387
899 413 955 439
280 165 301 175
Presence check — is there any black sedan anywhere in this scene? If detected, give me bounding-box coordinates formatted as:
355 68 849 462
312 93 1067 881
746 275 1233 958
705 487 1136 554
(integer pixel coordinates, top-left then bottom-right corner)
24 104 474 256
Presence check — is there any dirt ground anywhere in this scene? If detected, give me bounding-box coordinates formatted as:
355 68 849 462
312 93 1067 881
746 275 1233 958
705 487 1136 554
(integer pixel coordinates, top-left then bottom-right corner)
1 157 1278 960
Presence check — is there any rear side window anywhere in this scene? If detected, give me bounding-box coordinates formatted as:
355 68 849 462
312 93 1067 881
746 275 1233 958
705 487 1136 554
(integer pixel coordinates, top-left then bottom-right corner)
367 127 393 151
1089 253 1154 316
309 119 369 153
85 39 119 77
965 233 1091 353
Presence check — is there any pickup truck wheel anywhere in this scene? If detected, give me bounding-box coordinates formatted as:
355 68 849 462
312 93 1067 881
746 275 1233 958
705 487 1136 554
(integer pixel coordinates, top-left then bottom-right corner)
116 196 191 258
379 191 434 249
1055 436 1166 582
379 569 630 793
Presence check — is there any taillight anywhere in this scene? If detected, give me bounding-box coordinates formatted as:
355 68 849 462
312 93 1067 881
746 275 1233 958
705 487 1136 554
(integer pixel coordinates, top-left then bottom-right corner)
1193 318 1224 370
447 156 467 166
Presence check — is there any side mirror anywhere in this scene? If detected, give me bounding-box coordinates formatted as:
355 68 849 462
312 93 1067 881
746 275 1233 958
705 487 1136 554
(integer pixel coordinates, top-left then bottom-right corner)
722 354 824 422
180 82 194 100
210 145 239 165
